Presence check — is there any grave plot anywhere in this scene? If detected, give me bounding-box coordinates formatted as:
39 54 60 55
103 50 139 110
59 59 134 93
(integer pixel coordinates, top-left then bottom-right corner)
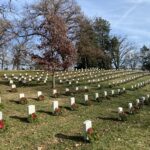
0 70 149 150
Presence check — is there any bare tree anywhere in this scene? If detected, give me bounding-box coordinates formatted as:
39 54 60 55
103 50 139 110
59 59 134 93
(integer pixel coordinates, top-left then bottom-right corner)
110 36 134 69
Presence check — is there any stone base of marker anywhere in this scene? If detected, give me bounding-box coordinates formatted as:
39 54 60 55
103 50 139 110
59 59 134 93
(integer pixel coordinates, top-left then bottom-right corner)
37 95 45 101
28 113 38 123
53 107 62 116
19 97 28 105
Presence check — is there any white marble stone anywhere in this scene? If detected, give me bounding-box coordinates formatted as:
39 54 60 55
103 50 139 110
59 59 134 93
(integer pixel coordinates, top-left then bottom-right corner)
20 93 25 99
95 93 99 99
37 91 42 97
128 103 133 109
84 94 88 101
52 101 58 113
118 107 123 113
53 89 57 95
104 91 107 97
28 105 35 115
0 112 2 120
12 84 16 89
70 97 75 105
83 120 92 132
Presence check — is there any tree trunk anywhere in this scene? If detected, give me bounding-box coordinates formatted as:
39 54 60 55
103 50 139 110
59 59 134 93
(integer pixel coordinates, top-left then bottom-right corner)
52 71 56 89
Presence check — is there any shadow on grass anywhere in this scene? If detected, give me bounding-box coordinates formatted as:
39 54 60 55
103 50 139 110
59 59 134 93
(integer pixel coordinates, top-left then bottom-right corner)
62 106 72 111
37 110 53 116
55 133 85 142
30 97 38 101
10 116 29 123
9 100 19 104
98 116 120 122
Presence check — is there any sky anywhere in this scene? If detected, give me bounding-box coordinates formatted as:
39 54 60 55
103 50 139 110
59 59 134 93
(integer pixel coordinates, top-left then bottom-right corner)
76 0 150 49
1 0 150 49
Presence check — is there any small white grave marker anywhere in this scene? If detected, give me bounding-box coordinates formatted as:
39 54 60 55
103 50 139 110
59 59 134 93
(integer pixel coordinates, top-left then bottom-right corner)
0 112 3 120
75 87 79 91
70 97 75 105
84 94 88 101
9 80 13 84
128 103 133 109
37 91 42 97
83 120 92 132
65 88 69 92
118 107 123 113
136 99 140 104
28 105 35 115
20 93 25 99
111 90 114 95
95 93 99 99
11 84 16 89
52 101 58 113
104 91 107 97
53 89 57 95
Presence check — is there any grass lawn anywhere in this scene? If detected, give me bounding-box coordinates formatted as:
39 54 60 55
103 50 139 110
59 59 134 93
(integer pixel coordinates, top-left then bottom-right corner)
0 70 150 150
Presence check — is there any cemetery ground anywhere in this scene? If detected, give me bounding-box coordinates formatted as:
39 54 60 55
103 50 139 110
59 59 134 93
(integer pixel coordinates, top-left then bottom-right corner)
0 70 150 150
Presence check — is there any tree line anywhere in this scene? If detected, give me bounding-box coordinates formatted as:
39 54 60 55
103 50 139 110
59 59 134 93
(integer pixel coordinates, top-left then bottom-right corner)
0 0 150 71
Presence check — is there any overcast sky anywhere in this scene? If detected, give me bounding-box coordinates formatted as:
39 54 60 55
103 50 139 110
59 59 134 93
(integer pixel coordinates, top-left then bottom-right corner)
76 0 150 48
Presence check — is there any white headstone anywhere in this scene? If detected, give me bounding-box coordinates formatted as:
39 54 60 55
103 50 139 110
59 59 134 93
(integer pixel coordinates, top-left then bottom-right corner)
28 105 35 115
53 89 57 95
65 88 69 92
128 103 133 109
9 80 13 84
84 86 87 90
83 120 92 131
20 93 25 99
98 84 101 88
52 101 58 113
11 84 16 89
118 107 123 113
104 91 107 97
0 112 3 120
70 97 75 105
95 93 99 99
37 91 42 97
84 94 88 101
111 90 114 95
75 87 79 91
136 99 140 104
